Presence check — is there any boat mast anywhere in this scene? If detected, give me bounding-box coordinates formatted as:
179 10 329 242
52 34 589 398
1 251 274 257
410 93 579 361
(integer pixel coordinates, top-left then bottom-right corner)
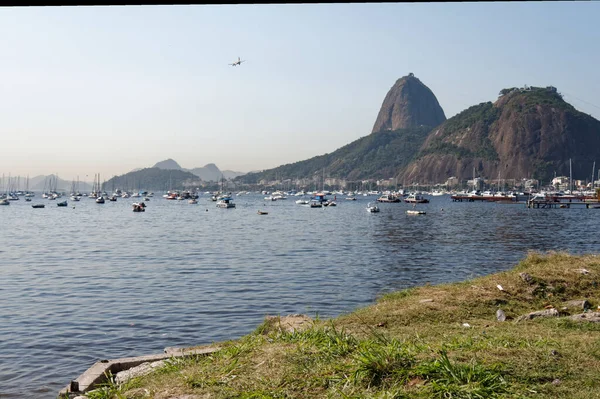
592 161 596 191
569 158 572 193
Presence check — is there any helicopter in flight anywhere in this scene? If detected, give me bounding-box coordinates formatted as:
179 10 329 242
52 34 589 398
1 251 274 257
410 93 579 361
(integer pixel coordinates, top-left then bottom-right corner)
229 56 246 67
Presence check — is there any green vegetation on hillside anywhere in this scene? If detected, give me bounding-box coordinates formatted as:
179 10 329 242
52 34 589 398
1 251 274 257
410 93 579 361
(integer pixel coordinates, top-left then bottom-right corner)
87 252 600 398
102 168 201 192
238 126 433 184
419 102 500 161
507 87 575 114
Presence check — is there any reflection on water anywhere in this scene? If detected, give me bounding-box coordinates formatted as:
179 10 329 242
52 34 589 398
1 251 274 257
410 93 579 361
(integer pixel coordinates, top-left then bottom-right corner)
0 195 598 397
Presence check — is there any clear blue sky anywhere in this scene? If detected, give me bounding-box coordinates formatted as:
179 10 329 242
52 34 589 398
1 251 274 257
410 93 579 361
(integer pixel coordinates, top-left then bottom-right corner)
1 2 599 181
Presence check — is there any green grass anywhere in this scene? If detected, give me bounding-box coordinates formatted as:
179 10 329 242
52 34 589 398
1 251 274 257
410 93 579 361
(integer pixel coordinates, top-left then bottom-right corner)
82 252 600 398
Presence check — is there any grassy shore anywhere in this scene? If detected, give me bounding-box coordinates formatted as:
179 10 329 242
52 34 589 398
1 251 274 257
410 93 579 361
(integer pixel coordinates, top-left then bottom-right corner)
86 252 600 398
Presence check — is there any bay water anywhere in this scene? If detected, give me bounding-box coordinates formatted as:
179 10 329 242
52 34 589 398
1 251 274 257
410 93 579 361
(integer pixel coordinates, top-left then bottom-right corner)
0 194 598 397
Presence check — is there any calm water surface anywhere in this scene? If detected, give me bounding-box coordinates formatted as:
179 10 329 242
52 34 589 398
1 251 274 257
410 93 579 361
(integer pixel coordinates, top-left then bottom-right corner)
1 194 598 398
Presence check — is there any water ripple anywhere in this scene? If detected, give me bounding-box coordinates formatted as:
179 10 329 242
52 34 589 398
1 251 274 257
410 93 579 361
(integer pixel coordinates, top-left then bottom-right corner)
1 195 599 397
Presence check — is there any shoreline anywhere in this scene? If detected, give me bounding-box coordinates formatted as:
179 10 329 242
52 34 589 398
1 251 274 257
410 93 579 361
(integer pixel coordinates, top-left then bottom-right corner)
59 251 600 398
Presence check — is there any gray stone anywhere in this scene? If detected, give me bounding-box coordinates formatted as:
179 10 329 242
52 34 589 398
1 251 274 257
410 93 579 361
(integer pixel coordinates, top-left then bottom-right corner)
569 312 600 323
563 300 591 311
496 309 506 322
515 308 559 322
419 299 434 303
115 360 165 385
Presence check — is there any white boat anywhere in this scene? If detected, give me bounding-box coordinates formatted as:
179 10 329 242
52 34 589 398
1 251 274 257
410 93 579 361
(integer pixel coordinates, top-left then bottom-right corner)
295 199 309 205
216 196 236 208
96 196 105 204
188 199 198 204
406 210 426 215
366 203 379 213
0 198 9 206
404 193 430 203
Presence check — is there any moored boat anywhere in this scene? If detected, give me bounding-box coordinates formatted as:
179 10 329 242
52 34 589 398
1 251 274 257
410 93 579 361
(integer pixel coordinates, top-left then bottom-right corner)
377 194 401 203
406 210 426 215
216 197 236 208
404 193 429 204
366 202 380 213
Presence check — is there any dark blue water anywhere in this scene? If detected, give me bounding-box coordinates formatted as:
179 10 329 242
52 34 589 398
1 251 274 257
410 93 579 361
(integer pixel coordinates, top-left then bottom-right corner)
1 194 598 398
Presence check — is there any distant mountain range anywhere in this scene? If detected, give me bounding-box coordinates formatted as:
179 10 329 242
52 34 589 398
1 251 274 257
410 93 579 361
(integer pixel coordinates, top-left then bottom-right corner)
151 159 246 181
26 175 93 192
237 74 600 185
103 168 201 192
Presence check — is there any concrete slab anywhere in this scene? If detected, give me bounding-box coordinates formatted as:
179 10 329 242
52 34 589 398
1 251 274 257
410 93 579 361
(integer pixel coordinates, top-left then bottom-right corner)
58 346 219 398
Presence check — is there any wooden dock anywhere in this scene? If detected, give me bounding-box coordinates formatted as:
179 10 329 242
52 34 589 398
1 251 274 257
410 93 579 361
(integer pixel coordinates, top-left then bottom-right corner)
527 201 600 209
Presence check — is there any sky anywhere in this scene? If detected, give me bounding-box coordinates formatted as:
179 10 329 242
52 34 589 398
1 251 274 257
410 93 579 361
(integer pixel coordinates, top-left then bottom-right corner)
1 2 599 181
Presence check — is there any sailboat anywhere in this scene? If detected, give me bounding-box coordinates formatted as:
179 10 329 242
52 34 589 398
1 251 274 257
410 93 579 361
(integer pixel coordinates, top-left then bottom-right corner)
0 178 9 206
24 175 34 199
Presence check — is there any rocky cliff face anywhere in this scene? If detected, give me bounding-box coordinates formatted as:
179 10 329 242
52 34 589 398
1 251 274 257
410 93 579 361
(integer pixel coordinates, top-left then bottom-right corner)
371 73 446 133
399 87 600 184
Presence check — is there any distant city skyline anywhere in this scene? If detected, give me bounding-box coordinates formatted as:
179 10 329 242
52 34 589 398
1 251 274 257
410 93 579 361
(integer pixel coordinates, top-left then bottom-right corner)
1 2 599 179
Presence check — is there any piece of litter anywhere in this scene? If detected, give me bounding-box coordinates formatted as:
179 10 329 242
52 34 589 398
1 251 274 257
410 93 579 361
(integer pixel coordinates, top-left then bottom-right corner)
575 268 590 275
497 284 504 291
462 323 471 328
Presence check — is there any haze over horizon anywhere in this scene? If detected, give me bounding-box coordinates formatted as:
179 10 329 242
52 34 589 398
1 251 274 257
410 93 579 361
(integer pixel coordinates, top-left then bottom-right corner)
1 2 599 180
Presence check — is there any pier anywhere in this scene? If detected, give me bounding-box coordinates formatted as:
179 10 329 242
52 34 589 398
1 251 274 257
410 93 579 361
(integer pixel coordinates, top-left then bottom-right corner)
527 201 599 209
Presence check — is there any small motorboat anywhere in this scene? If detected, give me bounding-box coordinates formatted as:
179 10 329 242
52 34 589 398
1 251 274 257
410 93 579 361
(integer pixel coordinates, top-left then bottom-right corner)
295 199 309 205
32 204 45 208
366 203 380 213
345 197 356 201
188 199 198 204
96 197 105 204
404 194 430 204
309 200 322 208
25 198 32 202
216 197 236 208
406 210 426 215
257 210 268 215
57 200 68 207
132 202 146 212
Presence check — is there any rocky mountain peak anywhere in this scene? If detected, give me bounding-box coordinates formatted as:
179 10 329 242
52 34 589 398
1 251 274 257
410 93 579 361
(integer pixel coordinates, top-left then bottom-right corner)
371 73 446 133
